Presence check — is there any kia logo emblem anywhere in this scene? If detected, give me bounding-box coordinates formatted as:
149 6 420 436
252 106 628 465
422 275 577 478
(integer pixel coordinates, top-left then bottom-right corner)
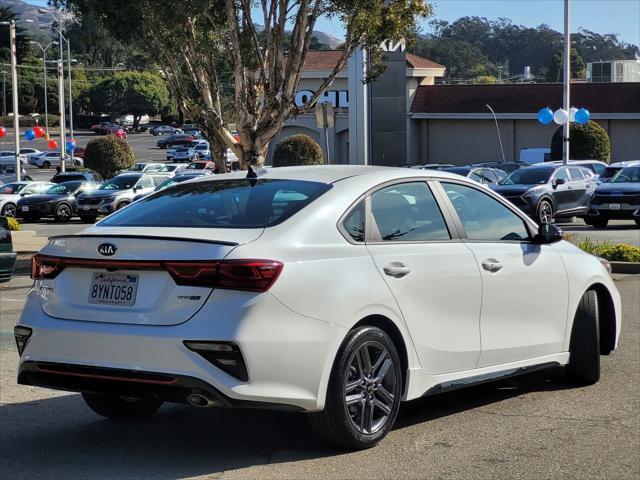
97 243 117 256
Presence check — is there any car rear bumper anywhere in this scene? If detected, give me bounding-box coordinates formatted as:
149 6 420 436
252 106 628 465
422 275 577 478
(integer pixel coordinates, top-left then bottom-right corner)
17 288 346 411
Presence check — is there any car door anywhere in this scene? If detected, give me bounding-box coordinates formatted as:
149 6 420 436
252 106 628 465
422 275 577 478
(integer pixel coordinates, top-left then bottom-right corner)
549 167 573 214
567 167 590 213
437 180 568 367
364 180 483 374
134 175 156 196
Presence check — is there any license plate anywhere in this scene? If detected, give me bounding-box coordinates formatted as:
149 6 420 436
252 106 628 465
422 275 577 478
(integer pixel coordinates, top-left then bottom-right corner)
82 205 90 210
609 203 621 210
88 273 139 307
21 206 29 212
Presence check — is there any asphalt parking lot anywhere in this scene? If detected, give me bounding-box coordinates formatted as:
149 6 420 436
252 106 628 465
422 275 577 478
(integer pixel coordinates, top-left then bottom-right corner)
0 274 638 479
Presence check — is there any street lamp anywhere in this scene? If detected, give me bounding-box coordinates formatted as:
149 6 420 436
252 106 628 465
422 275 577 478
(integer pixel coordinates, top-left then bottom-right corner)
113 62 125 73
30 40 58 140
0 20 21 181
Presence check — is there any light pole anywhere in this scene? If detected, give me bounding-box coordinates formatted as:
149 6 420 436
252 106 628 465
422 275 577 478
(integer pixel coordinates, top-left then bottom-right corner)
562 0 571 165
30 40 58 140
1 69 6 117
0 20 21 181
113 62 124 74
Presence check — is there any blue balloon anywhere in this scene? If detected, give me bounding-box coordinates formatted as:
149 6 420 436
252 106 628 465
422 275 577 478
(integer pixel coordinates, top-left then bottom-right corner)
537 107 554 125
575 108 590 125
24 129 36 141
66 141 76 151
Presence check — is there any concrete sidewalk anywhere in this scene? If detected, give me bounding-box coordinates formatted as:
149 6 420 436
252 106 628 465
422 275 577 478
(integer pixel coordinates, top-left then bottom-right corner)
11 230 47 253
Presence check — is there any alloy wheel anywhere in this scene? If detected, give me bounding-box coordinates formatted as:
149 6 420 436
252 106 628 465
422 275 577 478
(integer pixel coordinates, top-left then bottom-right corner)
539 201 553 224
344 341 397 435
2 203 16 217
56 204 71 221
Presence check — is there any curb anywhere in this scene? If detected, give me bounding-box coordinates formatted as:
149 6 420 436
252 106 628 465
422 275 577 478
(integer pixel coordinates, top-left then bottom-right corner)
610 261 640 274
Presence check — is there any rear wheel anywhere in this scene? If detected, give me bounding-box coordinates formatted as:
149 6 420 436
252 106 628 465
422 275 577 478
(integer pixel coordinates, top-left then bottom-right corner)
536 199 554 224
41 161 51 169
1 202 16 217
80 215 98 224
566 290 600 385
82 393 162 420
54 203 72 222
116 201 130 210
309 326 402 450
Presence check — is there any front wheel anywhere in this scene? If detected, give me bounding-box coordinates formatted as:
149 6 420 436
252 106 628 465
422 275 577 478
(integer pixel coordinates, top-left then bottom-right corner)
82 393 162 420
536 199 554 224
565 290 600 385
54 203 72 222
1 202 16 217
41 161 51 169
309 326 403 450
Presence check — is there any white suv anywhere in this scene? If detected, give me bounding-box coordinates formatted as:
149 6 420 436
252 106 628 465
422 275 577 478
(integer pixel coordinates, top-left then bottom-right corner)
16 166 621 449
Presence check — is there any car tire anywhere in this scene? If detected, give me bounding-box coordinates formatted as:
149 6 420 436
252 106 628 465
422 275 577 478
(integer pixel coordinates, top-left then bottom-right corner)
54 203 73 222
592 219 609 229
309 326 403 450
80 215 98 224
536 199 554 224
41 161 51 169
635 219 640 227
116 201 130 210
82 393 163 420
565 290 600 385
1 202 16 217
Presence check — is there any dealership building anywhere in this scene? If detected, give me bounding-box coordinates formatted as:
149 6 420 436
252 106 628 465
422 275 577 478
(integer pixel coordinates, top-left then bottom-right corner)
269 51 640 165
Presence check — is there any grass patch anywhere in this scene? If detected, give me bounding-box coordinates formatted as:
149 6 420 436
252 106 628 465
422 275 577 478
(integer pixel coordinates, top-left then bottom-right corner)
577 238 640 263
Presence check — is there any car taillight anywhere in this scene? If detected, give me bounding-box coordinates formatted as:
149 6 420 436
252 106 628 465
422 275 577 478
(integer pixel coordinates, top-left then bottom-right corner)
165 260 283 292
31 254 64 280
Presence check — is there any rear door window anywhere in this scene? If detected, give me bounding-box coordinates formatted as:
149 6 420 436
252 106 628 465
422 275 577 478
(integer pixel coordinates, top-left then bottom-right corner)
342 201 365 242
99 179 332 228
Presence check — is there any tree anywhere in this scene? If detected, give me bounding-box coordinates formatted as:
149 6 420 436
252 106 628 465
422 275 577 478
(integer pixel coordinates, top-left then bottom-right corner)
88 71 170 129
414 36 490 80
55 0 431 170
0 6 31 63
272 134 324 167
550 121 611 163
84 135 135 178
547 48 585 82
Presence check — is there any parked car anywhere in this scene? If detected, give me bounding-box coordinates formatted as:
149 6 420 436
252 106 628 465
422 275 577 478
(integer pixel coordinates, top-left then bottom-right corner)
408 163 454 170
16 181 100 222
77 173 167 223
91 122 128 135
463 161 527 174
491 164 598 223
535 160 608 177
0 182 55 217
17 166 620 450
51 171 103 184
0 163 29 184
0 153 28 166
172 147 198 163
73 147 86 159
156 163 188 176
183 127 201 137
184 160 215 172
132 173 204 201
0 216 17 283
442 166 507 185
194 144 210 159
157 134 195 149
598 161 638 183
114 128 128 140
127 162 164 173
19 148 41 160
29 152 83 169
90 121 112 134
585 161 640 228
150 125 182 136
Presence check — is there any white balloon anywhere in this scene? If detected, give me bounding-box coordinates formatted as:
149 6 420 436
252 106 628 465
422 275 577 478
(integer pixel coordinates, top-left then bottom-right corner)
553 108 569 125
569 107 578 122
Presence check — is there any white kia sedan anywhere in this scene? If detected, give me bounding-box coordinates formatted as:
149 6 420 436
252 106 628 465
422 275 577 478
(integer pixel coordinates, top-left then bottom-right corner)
15 166 621 449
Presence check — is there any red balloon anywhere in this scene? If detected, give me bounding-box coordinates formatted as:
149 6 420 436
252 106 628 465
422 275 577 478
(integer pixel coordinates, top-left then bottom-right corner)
33 126 44 138
48 140 58 150
0 126 6 138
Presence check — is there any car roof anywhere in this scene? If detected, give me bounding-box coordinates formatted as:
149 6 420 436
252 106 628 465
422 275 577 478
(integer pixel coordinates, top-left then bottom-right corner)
189 165 469 185
609 160 640 167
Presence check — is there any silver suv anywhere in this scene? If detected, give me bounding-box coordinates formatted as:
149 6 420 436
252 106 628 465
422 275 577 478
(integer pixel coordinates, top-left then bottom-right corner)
77 173 167 223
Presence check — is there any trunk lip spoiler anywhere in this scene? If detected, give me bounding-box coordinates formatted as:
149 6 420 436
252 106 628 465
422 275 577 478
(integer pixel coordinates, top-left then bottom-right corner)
47 234 239 247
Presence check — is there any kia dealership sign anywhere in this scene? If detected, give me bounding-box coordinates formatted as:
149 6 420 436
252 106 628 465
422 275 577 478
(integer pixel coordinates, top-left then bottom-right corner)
295 90 349 108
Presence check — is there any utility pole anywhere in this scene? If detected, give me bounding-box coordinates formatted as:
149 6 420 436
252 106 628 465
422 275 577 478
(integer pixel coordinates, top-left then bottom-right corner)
57 60 66 173
30 41 57 140
67 39 73 140
0 20 21 181
1 70 6 117
563 0 571 165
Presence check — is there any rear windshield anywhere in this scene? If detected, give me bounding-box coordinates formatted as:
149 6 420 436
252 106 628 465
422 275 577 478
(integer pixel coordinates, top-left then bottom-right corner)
100 176 139 190
98 178 332 228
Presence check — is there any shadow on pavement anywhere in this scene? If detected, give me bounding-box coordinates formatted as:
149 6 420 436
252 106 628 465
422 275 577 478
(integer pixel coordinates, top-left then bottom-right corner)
0 367 576 479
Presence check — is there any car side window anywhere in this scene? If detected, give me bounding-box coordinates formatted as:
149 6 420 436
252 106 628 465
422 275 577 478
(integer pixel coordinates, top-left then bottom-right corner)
442 182 530 241
591 163 605 175
137 176 155 189
580 167 595 179
469 170 483 183
370 182 450 242
342 201 365 242
568 167 585 181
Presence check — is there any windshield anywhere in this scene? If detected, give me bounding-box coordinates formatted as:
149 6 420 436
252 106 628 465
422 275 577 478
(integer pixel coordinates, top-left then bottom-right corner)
600 167 621 180
159 165 178 172
195 145 207 150
100 176 138 190
1 183 23 194
500 168 553 185
154 176 197 191
99 179 332 228
186 163 205 169
46 182 80 194
129 164 146 172
611 166 640 183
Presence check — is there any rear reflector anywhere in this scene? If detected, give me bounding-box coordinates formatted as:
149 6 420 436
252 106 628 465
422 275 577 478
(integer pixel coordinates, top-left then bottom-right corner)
31 254 282 292
184 341 249 382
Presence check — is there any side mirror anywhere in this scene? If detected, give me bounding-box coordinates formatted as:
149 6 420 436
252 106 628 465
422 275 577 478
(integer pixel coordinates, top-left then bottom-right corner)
132 186 139 193
552 178 566 188
534 223 563 244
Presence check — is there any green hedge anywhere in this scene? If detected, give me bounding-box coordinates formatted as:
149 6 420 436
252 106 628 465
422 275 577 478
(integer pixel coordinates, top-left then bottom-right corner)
84 136 135 179
272 134 324 167
0 115 60 128
550 121 611 162
578 239 640 262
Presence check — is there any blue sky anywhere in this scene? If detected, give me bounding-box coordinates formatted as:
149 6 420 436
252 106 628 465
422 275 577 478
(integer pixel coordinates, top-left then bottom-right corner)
25 0 640 45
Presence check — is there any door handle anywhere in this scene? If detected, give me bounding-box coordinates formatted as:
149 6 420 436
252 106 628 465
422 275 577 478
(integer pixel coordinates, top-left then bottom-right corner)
567 186 573 190
481 259 503 273
383 262 411 278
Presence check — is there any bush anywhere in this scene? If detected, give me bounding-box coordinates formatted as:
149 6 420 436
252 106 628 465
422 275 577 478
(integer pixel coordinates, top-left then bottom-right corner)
84 136 135 179
550 121 610 162
272 134 324 167
6 216 21 231
578 239 640 262
0 115 60 128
